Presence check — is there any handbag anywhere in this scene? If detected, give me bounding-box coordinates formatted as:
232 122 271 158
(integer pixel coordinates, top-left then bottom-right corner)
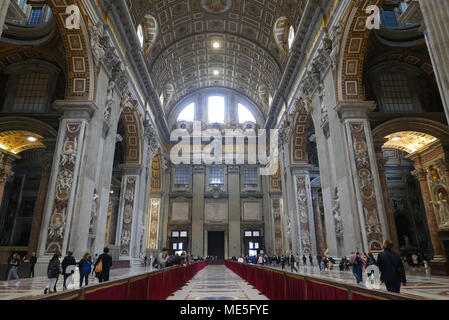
95 259 103 273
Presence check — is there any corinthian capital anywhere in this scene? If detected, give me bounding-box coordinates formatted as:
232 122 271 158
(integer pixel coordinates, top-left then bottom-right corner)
412 168 428 181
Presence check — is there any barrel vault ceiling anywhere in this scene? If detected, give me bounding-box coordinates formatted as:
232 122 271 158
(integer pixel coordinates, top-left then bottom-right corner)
127 0 307 115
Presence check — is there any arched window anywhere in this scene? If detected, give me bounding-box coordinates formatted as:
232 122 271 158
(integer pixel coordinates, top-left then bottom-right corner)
238 103 256 123
288 26 295 49
137 24 144 47
208 96 225 123
177 102 195 122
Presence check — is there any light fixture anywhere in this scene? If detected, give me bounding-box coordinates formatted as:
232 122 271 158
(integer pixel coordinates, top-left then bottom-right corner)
213 70 220 76
27 136 37 142
391 136 401 142
0 144 8 151
431 138 437 142
212 41 220 49
110 190 114 194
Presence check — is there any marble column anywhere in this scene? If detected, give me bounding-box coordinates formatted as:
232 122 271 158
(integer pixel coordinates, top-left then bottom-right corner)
228 165 241 258
191 165 205 257
116 164 141 262
291 166 316 256
335 101 389 253
312 189 325 255
0 0 10 37
412 168 447 262
281 144 299 255
417 0 449 124
36 101 96 267
374 141 400 252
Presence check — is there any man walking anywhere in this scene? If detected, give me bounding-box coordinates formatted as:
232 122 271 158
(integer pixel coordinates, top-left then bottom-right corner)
61 251 77 290
377 240 407 293
94 247 113 283
290 253 298 272
29 252 37 278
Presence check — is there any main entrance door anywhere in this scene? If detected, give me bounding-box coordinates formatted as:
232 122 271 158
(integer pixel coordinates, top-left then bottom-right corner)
208 231 225 260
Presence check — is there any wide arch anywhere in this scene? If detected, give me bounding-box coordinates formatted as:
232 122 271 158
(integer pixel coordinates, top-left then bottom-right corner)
372 117 449 153
0 117 58 138
336 0 384 101
46 0 94 101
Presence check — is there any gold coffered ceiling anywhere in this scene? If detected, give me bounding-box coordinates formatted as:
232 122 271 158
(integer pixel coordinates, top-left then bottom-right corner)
0 131 45 154
383 131 438 154
128 0 307 112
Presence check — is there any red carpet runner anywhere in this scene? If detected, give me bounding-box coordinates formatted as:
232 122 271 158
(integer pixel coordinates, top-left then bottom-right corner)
36 261 208 300
224 260 414 300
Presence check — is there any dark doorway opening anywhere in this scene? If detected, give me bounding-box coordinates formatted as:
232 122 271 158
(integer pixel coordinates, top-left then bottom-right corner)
208 231 224 260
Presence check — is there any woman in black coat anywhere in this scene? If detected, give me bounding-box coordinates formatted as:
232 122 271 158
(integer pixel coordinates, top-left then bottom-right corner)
45 254 61 294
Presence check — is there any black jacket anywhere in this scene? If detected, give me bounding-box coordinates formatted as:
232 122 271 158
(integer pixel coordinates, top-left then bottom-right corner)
95 253 113 271
61 255 77 273
47 259 61 279
377 249 406 284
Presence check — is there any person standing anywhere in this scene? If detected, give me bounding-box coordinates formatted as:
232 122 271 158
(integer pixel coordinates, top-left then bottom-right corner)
302 255 307 266
29 252 37 278
290 254 298 272
377 240 407 293
78 253 91 288
280 255 286 270
367 252 376 266
352 252 363 284
6 253 21 286
317 254 322 271
412 253 419 269
61 251 77 290
44 254 61 294
94 247 113 283
157 248 169 269
309 254 313 267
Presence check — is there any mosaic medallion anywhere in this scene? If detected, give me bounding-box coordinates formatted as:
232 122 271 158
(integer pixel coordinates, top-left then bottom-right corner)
202 0 232 14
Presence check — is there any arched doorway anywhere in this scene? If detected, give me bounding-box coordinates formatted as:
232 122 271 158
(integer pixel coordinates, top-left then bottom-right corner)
0 118 57 277
373 118 449 274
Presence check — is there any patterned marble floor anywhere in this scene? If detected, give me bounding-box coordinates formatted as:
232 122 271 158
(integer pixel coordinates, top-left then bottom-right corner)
268 263 449 300
167 265 268 300
0 265 153 300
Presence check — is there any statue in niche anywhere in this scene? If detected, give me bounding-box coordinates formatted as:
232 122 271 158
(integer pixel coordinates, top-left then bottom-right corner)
429 166 440 183
431 192 449 228
333 187 343 236
104 80 115 121
90 22 105 65
90 189 99 233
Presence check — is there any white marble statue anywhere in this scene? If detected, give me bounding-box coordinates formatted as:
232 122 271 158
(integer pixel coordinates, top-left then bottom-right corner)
333 187 343 236
90 190 99 232
431 192 449 228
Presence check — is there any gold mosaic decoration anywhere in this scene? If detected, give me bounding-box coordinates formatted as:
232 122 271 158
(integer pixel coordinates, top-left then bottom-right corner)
383 131 438 154
0 130 45 154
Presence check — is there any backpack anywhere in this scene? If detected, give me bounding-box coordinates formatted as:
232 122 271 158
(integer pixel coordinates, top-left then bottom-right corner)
82 260 92 274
